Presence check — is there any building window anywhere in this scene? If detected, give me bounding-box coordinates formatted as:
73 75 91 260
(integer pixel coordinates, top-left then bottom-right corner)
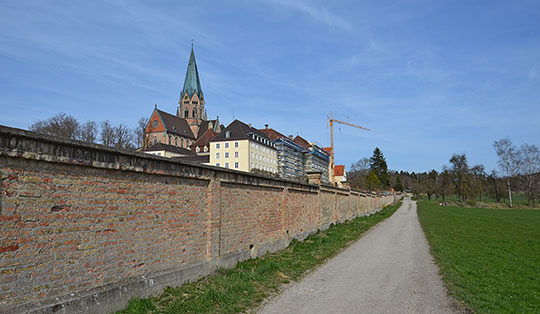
225 142 229 148
200 109 203 118
216 152 220 159
168 135 171 145
235 162 239 168
192 109 196 118
225 152 229 158
216 143 220 149
181 138 184 147
175 137 178 147
184 109 189 118
225 131 231 139
204 146 208 152
234 142 238 148
225 162 229 168
235 151 238 158
216 163 220 167
153 136 157 144
196 146 200 152
157 152 161 156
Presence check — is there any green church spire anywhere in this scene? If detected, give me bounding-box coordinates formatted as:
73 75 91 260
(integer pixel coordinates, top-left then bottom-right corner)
181 45 203 99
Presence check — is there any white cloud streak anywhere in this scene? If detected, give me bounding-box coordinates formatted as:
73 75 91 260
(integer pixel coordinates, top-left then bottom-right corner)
266 0 352 31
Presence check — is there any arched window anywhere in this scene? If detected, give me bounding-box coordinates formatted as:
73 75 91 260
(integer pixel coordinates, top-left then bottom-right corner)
200 109 203 118
153 136 157 144
168 135 172 145
175 137 178 147
192 109 197 118
184 109 189 118
181 138 184 147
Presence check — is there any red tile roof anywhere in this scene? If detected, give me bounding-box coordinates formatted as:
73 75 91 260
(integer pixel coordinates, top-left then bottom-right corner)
190 128 217 150
293 135 311 149
322 147 333 155
334 165 345 176
258 128 287 141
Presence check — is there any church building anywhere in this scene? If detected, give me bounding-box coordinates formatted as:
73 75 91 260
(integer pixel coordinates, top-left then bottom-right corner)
143 46 221 155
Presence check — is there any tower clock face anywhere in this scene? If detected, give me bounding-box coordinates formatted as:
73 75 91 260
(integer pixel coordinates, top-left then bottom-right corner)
152 120 158 128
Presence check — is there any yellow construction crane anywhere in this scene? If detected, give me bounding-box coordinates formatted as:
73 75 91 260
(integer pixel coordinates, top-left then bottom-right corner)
327 112 370 182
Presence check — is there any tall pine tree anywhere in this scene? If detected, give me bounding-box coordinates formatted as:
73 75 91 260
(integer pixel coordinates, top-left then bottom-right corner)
369 147 390 189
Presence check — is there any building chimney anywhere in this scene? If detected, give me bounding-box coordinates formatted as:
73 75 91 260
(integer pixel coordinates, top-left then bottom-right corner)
265 124 268 129
288 135 293 140
249 123 252 128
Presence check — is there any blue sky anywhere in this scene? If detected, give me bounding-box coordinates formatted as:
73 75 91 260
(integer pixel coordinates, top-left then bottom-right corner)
1 0 539 173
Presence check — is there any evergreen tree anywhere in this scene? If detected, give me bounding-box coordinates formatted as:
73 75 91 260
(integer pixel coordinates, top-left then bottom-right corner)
366 170 380 190
369 147 390 188
393 175 404 192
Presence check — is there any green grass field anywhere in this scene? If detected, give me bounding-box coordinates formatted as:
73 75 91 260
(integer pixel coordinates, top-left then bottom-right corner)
118 201 402 314
423 192 538 208
417 201 540 313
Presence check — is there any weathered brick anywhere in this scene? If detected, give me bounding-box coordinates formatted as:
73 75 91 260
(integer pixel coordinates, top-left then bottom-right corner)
0 126 395 313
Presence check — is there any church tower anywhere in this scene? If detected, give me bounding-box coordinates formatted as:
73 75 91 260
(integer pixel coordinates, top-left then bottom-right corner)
178 45 206 137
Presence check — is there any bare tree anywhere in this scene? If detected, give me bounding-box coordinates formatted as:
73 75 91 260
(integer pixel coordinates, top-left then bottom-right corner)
411 182 425 200
114 123 135 150
488 170 501 202
79 121 98 143
471 164 486 202
424 170 438 200
135 117 149 149
29 113 80 140
349 157 370 189
520 144 540 206
100 121 115 147
437 168 452 202
449 154 474 202
494 138 521 207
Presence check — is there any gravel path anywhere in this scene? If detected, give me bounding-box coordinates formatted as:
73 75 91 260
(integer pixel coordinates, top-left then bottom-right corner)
258 198 461 314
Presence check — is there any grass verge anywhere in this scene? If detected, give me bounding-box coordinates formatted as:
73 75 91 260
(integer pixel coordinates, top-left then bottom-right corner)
118 201 402 314
417 201 540 313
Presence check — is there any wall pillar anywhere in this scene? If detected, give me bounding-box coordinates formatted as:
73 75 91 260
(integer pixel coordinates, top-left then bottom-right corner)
306 171 322 185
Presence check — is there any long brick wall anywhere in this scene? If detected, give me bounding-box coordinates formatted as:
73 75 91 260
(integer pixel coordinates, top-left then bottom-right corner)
0 125 394 314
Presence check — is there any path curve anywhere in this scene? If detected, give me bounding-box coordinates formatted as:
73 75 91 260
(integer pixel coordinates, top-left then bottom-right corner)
258 198 460 314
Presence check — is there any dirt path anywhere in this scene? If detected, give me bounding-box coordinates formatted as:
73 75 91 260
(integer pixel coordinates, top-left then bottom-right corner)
258 198 461 314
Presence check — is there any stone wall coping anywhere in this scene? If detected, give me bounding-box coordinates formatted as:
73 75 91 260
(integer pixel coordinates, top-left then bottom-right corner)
0 124 318 190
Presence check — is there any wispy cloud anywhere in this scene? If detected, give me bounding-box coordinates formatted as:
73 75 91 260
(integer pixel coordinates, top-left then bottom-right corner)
266 0 352 31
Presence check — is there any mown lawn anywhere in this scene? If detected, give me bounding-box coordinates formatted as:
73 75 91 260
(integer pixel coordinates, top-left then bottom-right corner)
118 201 402 314
417 201 540 313
422 192 538 208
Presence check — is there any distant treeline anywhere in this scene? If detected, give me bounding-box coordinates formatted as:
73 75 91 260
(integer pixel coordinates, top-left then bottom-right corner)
28 113 148 150
348 139 539 207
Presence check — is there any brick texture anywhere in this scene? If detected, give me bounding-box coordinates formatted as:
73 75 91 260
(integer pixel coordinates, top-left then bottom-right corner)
0 125 394 313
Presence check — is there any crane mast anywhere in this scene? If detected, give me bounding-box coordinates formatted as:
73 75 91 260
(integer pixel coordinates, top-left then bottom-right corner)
327 112 370 183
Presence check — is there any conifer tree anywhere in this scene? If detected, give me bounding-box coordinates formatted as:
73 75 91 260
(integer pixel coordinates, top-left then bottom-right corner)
366 170 380 190
369 147 390 188
393 176 404 192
